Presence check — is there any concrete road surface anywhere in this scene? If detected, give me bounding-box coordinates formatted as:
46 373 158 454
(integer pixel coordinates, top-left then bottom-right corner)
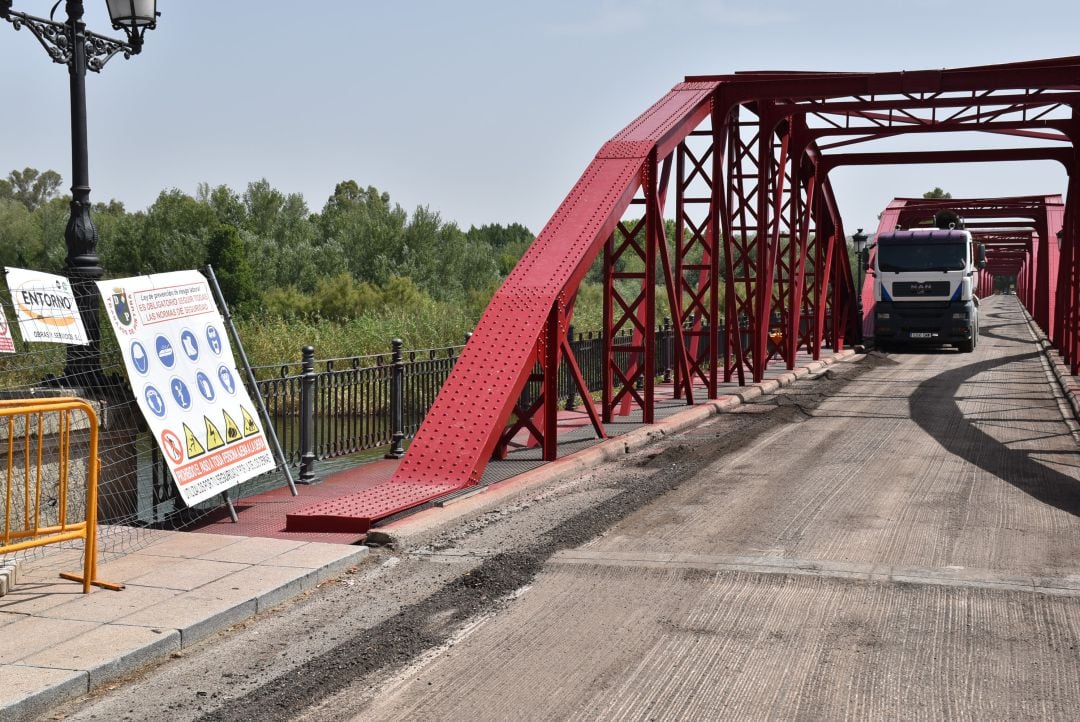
59 296 1080 721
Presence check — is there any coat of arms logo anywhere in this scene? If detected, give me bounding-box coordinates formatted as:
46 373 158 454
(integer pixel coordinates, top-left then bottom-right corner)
111 287 134 328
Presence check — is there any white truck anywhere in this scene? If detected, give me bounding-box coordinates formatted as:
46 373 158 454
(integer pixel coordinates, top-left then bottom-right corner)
870 227 985 353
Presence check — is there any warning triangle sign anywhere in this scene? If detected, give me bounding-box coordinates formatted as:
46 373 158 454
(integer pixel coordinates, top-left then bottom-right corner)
183 423 206 459
241 406 259 437
205 416 226 451
223 410 242 443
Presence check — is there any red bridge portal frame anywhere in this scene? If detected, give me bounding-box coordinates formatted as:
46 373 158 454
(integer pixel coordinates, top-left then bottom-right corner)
289 56 1080 533
863 196 1064 344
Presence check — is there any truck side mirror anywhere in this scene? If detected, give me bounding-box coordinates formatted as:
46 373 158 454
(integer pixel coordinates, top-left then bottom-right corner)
977 243 987 269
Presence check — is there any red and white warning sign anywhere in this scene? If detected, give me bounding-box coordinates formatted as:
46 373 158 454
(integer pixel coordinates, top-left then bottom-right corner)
160 429 184 465
0 306 14 353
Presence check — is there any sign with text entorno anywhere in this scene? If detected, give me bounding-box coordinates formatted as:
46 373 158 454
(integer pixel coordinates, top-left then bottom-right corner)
97 271 276 506
4 267 88 345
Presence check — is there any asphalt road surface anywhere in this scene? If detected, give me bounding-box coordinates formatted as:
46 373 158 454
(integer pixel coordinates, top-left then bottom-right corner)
59 295 1080 721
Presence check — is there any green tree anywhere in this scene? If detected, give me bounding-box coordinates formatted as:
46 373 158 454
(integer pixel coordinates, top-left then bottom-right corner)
923 187 952 199
207 224 259 312
379 275 427 310
240 183 321 290
197 183 247 228
0 199 38 268
261 285 313 318
30 196 71 272
317 182 408 285
467 223 534 277
0 167 63 211
242 179 287 241
312 272 381 320
123 189 218 274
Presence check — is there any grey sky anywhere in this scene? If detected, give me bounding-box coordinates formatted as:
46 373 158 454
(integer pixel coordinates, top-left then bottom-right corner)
1 1 1078 236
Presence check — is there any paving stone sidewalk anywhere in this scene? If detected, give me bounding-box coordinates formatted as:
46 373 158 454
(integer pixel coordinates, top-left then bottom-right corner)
0 532 368 721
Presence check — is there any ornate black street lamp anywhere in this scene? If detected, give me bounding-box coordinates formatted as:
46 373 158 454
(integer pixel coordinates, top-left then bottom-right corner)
0 0 158 390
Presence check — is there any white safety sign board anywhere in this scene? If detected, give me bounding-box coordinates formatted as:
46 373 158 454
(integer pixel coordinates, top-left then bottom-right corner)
4 267 88 345
97 270 276 506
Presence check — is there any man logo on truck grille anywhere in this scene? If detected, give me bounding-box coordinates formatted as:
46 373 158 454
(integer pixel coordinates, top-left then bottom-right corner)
893 281 950 297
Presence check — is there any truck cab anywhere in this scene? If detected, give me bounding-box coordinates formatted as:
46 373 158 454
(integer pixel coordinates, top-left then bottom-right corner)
871 228 981 353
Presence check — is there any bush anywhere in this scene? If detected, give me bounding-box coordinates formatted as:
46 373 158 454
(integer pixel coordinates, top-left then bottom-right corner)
262 286 314 318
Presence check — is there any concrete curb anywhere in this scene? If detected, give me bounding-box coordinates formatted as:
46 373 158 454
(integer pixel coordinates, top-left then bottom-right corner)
3 668 88 722
1 544 369 722
1019 305 1080 433
384 349 859 542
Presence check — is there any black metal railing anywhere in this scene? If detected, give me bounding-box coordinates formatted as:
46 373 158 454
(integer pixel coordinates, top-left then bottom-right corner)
402 345 464 437
251 341 465 472
252 316 828 482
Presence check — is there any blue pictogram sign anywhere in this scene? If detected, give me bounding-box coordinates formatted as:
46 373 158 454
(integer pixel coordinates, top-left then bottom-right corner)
170 377 192 410
144 385 166 418
205 325 223 356
217 365 236 395
130 341 150 375
180 329 199 361
155 335 175 368
196 370 215 401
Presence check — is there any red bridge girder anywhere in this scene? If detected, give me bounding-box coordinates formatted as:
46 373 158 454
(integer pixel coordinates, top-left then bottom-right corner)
289 56 1080 532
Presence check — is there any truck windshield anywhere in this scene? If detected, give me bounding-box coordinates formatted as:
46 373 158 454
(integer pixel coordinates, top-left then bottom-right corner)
877 242 966 272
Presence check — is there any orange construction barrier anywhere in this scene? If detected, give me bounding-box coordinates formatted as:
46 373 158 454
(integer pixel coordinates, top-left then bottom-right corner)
0 397 121 593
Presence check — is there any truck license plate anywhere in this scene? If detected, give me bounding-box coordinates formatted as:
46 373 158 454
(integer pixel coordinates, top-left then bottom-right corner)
910 332 936 338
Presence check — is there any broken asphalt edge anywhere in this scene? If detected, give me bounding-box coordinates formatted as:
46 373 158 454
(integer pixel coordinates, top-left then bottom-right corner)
381 348 860 544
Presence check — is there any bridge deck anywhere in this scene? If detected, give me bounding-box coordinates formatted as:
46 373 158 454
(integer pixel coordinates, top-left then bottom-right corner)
354 295 1080 719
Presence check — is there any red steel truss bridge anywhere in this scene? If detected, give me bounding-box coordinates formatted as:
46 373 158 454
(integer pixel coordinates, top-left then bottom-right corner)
288 55 1080 533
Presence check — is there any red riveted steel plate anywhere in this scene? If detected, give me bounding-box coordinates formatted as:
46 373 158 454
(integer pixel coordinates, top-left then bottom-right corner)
284 83 719 532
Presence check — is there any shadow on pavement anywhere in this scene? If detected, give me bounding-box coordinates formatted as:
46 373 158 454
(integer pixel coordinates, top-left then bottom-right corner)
909 350 1080 516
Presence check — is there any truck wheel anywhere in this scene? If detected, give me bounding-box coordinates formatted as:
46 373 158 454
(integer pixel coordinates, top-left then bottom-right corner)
958 339 974 353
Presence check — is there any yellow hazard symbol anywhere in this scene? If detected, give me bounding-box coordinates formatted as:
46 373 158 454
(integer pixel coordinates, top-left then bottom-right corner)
241 406 259 437
205 416 225 451
183 423 206 459
223 410 242 443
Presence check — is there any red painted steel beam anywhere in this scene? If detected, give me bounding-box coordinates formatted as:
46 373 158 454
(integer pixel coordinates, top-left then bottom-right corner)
773 92 1080 115
822 147 1072 171
810 120 1071 144
290 56 1080 532
688 56 1080 103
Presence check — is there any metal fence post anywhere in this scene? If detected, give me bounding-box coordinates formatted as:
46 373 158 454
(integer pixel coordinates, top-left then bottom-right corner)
663 317 672 383
298 345 318 484
565 324 577 411
385 338 406 459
